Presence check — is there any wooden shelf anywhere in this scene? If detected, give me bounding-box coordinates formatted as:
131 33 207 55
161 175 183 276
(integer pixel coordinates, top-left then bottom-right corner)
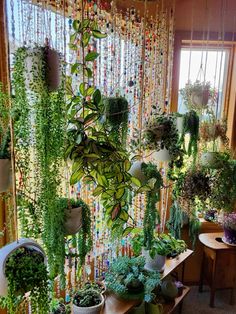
162 286 190 313
102 293 140 314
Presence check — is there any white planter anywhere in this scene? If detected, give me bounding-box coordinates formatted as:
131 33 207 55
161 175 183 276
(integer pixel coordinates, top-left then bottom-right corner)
0 159 11 193
25 47 44 92
73 294 104 314
129 161 147 185
45 48 61 91
64 207 82 235
200 152 222 169
0 238 46 296
152 148 171 162
176 116 184 134
142 249 166 272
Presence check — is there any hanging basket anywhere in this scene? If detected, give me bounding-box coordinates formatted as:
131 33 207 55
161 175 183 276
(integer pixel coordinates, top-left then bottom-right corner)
0 238 46 296
73 294 104 314
191 89 209 109
45 48 61 92
142 248 166 272
152 148 171 162
0 159 11 193
129 161 147 185
64 206 82 235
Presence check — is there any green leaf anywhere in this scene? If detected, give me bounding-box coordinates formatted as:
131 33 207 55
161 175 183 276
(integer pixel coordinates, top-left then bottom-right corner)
115 188 125 200
72 159 83 172
84 113 97 125
83 153 100 159
85 51 99 62
72 20 81 31
86 86 95 96
93 186 104 196
76 134 82 145
71 63 80 74
85 67 93 78
92 30 107 39
70 169 84 185
82 32 91 47
97 174 108 186
79 83 86 96
82 19 90 29
131 176 141 187
137 185 152 193
123 226 133 237
93 89 101 105
70 33 77 43
69 43 77 50
124 160 131 171
119 210 129 221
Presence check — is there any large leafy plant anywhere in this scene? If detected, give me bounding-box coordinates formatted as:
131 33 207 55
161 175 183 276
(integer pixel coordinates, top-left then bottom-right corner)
0 247 49 314
66 19 135 230
0 82 10 159
105 256 161 303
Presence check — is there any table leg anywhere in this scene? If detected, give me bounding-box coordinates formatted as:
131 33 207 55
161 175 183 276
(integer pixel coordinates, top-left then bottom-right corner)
199 251 205 293
210 256 217 307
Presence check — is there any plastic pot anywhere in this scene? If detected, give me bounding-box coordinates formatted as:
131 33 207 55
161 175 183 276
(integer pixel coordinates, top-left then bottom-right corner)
0 159 11 193
142 249 166 272
72 294 104 314
64 206 82 235
0 238 46 296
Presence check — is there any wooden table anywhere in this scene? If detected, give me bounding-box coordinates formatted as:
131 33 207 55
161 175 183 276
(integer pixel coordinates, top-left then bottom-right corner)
102 249 193 314
199 232 236 307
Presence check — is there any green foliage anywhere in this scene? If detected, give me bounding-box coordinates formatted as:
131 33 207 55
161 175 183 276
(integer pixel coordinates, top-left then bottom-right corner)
103 97 129 145
73 282 103 307
50 298 70 314
166 201 184 239
141 162 163 250
105 256 161 303
0 247 49 314
66 19 134 232
0 82 10 159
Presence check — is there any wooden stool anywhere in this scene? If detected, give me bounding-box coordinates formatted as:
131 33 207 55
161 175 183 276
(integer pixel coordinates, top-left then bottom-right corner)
199 232 236 307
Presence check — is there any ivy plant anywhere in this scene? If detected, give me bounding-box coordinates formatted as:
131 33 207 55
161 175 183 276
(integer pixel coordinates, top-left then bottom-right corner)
0 82 10 159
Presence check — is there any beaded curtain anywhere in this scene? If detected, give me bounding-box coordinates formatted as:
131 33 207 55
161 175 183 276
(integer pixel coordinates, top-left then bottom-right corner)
7 0 175 290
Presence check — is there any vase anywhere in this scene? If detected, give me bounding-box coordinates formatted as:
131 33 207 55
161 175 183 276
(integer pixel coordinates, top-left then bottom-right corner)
0 159 11 193
200 152 222 169
73 294 104 314
152 148 171 162
223 227 236 245
0 238 46 296
45 48 61 91
129 161 147 185
64 207 82 235
142 249 166 272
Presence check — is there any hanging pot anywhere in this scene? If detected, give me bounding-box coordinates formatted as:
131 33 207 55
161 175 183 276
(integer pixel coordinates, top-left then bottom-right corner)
72 294 104 314
25 47 45 92
176 116 184 134
222 227 236 246
152 148 171 162
129 161 147 185
191 89 209 108
142 249 166 272
200 152 223 169
0 159 11 193
0 238 46 296
45 48 61 92
146 303 163 314
64 206 82 235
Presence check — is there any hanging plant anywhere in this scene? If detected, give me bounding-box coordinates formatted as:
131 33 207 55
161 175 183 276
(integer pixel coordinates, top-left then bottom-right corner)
103 96 128 146
180 80 215 113
0 82 11 193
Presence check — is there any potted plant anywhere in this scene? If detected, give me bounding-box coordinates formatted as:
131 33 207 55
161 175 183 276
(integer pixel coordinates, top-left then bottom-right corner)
180 80 215 113
219 213 236 245
0 83 11 193
50 298 69 314
73 282 105 314
132 232 187 272
0 238 49 313
105 256 161 302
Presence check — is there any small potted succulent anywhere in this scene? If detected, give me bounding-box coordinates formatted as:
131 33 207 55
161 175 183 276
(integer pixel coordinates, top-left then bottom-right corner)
73 282 105 314
180 80 215 113
131 232 187 272
105 256 161 302
0 83 11 193
220 213 236 245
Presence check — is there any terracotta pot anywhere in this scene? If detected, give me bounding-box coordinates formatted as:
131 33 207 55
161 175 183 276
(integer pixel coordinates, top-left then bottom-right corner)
142 249 166 272
73 294 104 314
64 207 82 235
45 48 61 91
129 161 147 185
0 159 11 193
0 238 46 296
152 148 171 162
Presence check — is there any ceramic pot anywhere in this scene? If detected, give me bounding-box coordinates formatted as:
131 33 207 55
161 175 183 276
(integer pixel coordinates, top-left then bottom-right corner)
45 48 61 91
73 294 104 314
129 161 147 185
64 207 82 235
129 301 145 314
0 159 11 193
176 116 184 134
200 152 222 169
161 280 178 299
146 303 163 314
0 238 46 296
223 227 236 245
152 148 171 162
142 249 166 272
